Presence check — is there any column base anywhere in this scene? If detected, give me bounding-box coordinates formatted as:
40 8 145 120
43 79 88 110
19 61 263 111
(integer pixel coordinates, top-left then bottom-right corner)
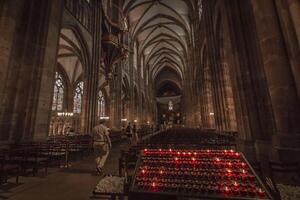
254 139 272 162
270 134 300 162
236 139 257 162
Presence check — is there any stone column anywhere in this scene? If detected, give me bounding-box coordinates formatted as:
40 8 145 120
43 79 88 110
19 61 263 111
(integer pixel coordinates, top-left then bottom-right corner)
115 62 122 129
204 3 228 132
128 51 135 123
251 0 300 161
275 0 300 101
33 0 64 140
0 0 25 141
225 0 275 161
0 0 64 142
287 0 300 52
82 1 101 134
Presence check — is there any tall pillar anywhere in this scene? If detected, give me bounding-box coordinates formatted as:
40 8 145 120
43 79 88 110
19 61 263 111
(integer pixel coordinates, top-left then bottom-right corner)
225 0 275 161
115 62 122 129
204 3 229 132
128 51 135 123
251 0 300 161
275 0 300 101
287 0 300 53
82 1 101 134
0 0 63 142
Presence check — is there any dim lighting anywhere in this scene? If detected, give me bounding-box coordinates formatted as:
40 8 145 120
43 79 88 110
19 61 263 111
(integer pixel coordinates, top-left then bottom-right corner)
134 119 138 123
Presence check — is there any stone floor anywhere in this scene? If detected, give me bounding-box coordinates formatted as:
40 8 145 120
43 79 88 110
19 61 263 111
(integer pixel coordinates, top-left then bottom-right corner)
0 141 126 200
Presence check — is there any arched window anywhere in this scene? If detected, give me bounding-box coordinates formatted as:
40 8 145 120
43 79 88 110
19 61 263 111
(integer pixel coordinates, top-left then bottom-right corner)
98 90 105 117
73 81 84 114
52 72 64 111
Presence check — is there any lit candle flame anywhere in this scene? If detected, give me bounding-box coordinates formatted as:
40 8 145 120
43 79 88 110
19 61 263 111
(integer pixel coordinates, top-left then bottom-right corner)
225 186 229 192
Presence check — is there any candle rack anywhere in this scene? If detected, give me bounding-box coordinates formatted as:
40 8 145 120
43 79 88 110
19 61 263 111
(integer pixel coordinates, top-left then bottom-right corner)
129 149 273 200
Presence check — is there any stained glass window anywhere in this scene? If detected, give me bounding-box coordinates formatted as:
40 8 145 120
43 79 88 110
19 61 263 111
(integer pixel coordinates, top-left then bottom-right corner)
73 81 84 114
98 90 105 117
52 72 64 111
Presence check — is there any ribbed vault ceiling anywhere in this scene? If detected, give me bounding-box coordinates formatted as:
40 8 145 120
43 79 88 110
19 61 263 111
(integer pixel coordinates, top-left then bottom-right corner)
124 0 194 82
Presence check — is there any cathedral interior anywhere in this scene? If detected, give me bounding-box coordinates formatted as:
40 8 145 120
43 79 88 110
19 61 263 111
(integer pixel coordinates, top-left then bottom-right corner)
1 0 300 199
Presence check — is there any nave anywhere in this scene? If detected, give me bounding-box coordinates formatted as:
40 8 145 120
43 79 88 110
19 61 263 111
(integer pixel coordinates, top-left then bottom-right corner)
1 0 300 199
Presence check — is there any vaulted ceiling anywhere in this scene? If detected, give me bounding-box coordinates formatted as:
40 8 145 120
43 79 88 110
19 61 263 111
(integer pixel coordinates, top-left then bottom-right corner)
124 0 195 85
57 28 84 84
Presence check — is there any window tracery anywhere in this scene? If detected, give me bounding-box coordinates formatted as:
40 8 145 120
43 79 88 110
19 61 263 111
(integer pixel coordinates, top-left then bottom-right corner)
52 72 64 111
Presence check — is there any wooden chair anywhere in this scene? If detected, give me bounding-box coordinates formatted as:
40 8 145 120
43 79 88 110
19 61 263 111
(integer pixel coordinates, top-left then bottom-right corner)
0 150 20 184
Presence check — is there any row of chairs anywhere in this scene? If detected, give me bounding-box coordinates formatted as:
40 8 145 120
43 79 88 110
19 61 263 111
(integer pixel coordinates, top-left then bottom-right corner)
0 136 93 185
140 128 236 147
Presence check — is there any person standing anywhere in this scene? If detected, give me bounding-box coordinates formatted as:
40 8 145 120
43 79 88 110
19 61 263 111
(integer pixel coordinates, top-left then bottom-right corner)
125 122 132 144
132 124 139 145
92 119 111 175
